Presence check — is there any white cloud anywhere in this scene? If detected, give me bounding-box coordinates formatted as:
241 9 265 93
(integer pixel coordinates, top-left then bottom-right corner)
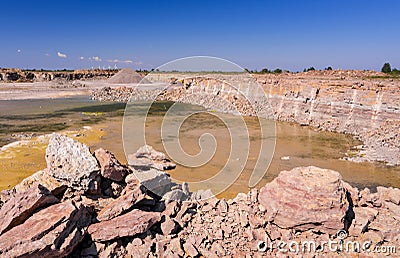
45 53 50 56
80 56 85 60
107 59 133 64
17 49 21 53
135 61 143 66
91 56 102 62
57 52 67 58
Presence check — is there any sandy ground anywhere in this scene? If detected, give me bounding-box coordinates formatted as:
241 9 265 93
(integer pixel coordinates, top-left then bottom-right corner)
0 80 106 100
0 80 166 100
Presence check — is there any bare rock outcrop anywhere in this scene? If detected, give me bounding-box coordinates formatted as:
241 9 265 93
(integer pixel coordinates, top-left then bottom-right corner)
92 71 400 165
0 68 117 83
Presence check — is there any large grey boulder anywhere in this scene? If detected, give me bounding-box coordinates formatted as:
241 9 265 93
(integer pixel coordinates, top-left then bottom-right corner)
45 133 100 193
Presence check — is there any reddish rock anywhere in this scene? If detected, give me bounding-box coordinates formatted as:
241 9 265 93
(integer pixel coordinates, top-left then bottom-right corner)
169 238 184 257
126 237 153 257
94 148 129 182
377 186 400 205
258 166 349 234
0 169 65 203
349 207 378 235
0 184 58 235
0 200 91 258
98 242 125 258
162 201 180 218
368 208 400 242
88 210 161 242
183 241 199 257
161 216 180 235
97 186 146 221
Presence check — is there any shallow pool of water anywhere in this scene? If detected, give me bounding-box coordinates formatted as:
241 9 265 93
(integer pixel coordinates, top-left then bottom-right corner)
1 97 399 198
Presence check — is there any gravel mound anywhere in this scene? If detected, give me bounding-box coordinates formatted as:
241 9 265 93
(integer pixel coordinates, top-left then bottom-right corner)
107 68 149 84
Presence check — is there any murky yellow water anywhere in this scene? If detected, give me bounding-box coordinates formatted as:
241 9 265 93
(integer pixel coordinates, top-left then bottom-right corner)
1 97 399 199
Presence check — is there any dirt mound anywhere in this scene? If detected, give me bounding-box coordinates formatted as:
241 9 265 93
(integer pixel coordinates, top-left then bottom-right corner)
107 68 149 84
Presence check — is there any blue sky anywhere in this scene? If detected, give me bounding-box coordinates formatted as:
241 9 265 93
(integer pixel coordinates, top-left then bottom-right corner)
1 0 399 71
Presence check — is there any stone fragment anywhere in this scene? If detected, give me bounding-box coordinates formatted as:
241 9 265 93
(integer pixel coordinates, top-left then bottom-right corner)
163 201 180 217
183 241 199 257
0 200 91 257
126 237 153 257
169 238 184 257
163 188 188 202
88 210 161 242
377 186 400 205
161 216 180 235
218 198 228 213
0 184 58 235
128 145 176 170
97 186 146 221
133 168 172 197
349 207 378 235
1 169 64 203
94 148 129 182
103 181 124 197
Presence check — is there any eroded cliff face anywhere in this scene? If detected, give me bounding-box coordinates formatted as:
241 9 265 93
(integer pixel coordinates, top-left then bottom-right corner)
254 73 399 165
0 68 117 82
254 73 398 132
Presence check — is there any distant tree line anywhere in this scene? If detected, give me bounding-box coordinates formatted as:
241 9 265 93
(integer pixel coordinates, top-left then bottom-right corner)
244 68 284 74
381 63 400 75
245 66 333 74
